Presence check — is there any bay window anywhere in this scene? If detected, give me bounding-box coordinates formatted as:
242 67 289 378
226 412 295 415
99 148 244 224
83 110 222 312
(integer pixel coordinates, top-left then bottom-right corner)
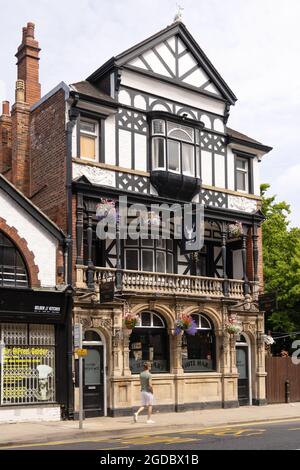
151 119 199 177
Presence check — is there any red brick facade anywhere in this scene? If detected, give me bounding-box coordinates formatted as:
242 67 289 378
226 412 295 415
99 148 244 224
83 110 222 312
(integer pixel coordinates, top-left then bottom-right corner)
0 216 40 287
30 88 67 231
0 102 12 174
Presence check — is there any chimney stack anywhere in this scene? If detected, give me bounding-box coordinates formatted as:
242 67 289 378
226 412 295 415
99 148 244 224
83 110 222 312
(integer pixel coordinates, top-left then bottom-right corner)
15 22 41 107
0 101 12 175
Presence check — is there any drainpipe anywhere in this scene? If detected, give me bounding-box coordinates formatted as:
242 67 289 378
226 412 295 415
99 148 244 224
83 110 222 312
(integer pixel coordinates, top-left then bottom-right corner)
65 96 79 418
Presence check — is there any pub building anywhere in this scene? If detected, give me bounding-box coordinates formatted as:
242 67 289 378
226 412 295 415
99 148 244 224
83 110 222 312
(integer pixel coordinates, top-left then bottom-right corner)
0 174 72 423
0 19 272 420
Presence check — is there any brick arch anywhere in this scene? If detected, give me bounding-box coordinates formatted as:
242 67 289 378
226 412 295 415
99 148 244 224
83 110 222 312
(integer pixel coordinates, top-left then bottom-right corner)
0 217 40 287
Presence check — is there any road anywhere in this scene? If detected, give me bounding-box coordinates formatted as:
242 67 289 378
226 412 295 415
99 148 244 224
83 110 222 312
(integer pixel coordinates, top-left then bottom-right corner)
1 418 300 450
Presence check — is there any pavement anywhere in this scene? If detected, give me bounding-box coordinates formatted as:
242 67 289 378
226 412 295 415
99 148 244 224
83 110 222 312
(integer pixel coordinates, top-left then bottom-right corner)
1 402 300 448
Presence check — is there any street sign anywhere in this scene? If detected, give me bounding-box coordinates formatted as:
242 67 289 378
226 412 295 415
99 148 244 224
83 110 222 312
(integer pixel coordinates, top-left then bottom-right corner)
75 348 88 357
74 323 82 349
100 281 115 303
259 292 277 314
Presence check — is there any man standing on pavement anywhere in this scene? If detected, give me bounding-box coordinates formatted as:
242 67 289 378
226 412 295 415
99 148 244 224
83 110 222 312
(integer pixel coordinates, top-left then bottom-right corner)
133 362 155 424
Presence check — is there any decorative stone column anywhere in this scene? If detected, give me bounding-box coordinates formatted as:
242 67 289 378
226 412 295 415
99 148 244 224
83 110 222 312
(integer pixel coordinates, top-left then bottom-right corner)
111 308 123 378
255 323 267 405
122 328 132 376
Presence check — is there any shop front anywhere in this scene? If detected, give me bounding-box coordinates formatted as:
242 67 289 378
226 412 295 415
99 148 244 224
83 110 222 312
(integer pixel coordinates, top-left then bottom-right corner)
0 287 72 423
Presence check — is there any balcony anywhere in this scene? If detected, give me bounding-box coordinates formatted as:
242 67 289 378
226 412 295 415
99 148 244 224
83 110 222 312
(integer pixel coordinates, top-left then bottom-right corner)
75 265 248 299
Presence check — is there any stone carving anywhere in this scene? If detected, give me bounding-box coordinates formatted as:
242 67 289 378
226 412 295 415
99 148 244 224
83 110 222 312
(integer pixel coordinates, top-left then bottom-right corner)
73 163 115 187
92 317 112 330
228 195 257 214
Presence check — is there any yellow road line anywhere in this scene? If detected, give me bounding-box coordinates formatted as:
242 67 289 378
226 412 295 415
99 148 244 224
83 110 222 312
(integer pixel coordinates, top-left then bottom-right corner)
2 416 300 450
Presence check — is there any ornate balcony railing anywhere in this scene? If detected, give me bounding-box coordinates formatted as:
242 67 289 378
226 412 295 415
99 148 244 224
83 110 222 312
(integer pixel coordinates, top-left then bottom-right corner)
76 265 248 299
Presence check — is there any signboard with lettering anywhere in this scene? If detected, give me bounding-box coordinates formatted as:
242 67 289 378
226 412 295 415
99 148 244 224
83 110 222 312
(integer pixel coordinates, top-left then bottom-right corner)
100 281 115 303
0 287 70 323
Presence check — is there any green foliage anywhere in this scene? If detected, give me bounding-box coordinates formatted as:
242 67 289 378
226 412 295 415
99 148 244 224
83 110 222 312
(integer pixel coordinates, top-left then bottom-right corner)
261 184 300 333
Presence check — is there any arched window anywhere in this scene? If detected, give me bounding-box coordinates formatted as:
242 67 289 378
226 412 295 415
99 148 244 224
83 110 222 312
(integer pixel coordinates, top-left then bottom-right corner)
129 311 169 374
0 231 29 288
182 313 216 372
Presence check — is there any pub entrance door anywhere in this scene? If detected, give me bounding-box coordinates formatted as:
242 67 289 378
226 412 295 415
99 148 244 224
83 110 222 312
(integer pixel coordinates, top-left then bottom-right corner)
236 334 251 406
83 331 104 417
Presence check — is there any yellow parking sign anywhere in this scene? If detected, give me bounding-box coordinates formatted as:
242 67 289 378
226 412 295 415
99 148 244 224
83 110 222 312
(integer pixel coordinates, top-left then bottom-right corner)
74 348 88 357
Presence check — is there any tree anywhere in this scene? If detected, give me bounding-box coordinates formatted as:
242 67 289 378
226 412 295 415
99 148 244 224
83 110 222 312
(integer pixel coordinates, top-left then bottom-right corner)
261 184 300 337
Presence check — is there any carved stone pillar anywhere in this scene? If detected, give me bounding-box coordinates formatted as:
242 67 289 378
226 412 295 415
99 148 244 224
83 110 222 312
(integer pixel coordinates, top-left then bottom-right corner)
111 308 123 377
86 212 94 289
221 222 229 296
76 193 84 265
122 329 132 376
242 226 250 295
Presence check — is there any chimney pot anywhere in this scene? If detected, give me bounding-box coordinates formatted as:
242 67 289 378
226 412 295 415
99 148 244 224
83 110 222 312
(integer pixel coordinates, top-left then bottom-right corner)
26 22 35 38
22 27 27 42
2 101 10 115
15 80 25 103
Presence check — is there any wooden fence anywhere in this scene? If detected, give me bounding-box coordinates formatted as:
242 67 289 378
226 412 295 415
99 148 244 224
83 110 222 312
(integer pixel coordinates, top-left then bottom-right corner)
266 357 300 404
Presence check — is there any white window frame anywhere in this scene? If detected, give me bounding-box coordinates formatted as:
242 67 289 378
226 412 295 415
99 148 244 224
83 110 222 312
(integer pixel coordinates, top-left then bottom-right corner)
236 157 249 193
79 118 99 162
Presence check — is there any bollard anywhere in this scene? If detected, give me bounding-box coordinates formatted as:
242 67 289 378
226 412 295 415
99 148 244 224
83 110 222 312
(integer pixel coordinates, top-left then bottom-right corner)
285 380 290 403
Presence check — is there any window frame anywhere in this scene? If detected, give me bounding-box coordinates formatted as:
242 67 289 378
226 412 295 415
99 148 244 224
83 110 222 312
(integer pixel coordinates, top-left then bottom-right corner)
0 231 29 288
78 114 104 163
182 313 216 373
151 118 200 178
129 311 169 374
124 238 175 274
234 151 254 194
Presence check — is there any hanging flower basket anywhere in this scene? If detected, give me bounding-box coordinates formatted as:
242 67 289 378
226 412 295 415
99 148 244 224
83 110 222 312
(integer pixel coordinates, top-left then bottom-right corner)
124 313 140 330
174 314 197 336
225 316 242 335
96 198 117 221
228 221 243 238
140 210 160 227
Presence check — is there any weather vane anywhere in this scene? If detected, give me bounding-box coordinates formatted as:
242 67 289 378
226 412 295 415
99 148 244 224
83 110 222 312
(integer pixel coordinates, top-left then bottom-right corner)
174 4 184 23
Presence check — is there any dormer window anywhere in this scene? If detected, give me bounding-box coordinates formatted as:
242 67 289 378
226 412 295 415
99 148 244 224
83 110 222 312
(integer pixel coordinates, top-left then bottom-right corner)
151 119 198 177
80 118 99 161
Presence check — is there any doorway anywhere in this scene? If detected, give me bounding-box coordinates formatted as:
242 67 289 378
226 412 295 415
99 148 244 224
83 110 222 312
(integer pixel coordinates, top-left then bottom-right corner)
82 330 105 417
236 334 251 406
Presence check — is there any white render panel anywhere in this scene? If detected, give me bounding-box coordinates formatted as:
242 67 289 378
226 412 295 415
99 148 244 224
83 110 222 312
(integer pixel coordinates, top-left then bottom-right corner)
177 38 186 54
134 94 147 110
214 154 226 188
228 195 257 213
0 191 58 287
233 250 243 280
73 163 115 187
155 43 176 73
201 114 212 129
72 121 78 158
105 115 116 165
118 129 132 168
134 134 147 172
121 70 225 115
167 36 176 52
129 57 148 70
227 147 235 191
253 157 260 196
204 82 221 96
142 50 172 77
118 89 131 106
213 118 224 133
0 406 61 423
201 151 213 186
178 52 197 77
183 68 208 88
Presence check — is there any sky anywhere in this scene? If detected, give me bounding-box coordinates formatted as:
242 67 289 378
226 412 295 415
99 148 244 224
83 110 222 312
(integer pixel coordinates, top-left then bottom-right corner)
0 0 299 227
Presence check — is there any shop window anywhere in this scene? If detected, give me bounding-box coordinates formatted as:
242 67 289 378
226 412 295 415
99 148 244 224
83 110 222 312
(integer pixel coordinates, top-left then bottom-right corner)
0 231 29 288
129 311 169 374
182 314 216 372
0 323 55 405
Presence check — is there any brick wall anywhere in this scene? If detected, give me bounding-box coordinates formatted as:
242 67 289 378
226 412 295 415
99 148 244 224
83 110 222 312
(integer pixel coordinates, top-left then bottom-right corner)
11 100 30 195
0 104 12 174
257 225 264 293
30 89 67 231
